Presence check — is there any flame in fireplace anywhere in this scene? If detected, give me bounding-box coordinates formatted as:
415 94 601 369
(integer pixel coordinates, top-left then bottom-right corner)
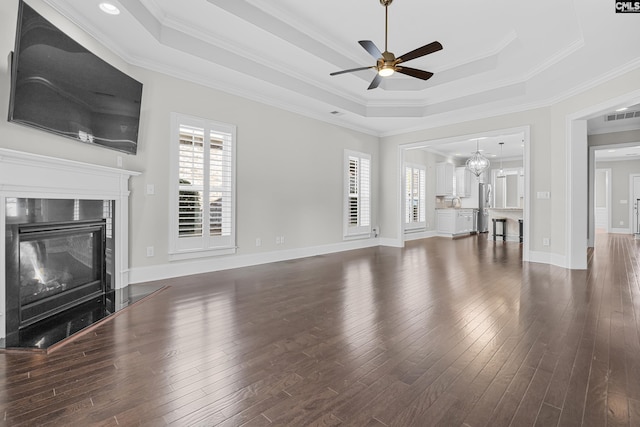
21 242 46 283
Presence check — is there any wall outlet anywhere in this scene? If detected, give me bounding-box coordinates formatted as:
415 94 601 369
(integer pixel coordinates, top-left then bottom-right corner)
146 246 154 257
542 238 550 246
620 221 624 226
146 184 155 195
255 238 261 247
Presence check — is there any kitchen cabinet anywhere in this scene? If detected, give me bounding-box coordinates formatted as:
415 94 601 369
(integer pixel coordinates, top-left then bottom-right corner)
436 209 455 234
456 167 472 197
455 209 476 234
436 209 477 236
436 162 454 196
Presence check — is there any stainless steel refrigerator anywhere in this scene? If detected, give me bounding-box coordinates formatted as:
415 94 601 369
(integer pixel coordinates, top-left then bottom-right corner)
477 182 492 233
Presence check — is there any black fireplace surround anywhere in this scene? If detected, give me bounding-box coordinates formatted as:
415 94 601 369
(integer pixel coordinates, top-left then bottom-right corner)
4 198 115 348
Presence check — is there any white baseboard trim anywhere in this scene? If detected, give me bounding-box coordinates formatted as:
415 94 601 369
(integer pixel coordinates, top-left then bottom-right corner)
527 250 567 268
403 230 437 241
610 228 631 234
130 236 582 284
129 238 380 284
379 237 404 247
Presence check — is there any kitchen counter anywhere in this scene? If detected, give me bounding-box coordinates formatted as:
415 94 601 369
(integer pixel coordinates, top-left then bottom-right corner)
487 209 522 242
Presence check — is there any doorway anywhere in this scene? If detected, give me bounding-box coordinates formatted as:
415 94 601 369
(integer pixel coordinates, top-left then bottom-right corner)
397 125 530 261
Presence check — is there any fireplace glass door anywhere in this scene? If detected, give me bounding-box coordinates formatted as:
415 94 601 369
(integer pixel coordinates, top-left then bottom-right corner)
18 220 106 326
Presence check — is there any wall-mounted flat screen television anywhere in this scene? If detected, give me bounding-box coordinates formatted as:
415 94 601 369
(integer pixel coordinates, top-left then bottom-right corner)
8 1 143 155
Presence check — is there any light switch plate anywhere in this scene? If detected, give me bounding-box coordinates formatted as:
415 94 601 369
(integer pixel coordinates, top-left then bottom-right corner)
537 191 550 199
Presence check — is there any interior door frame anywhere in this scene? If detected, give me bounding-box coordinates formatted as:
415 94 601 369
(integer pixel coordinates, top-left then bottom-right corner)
595 168 611 233
629 174 640 235
396 125 530 262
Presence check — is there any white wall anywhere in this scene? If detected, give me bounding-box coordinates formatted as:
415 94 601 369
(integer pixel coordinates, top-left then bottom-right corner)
0 0 379 282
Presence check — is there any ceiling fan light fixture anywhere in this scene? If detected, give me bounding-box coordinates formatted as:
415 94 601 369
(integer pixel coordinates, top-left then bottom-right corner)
329 0 442 89
378 66 395 77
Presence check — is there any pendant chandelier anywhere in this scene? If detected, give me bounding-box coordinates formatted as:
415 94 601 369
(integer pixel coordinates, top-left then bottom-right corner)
465 139 490 177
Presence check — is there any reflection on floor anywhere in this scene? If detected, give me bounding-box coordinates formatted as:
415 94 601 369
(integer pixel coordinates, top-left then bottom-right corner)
2 283 165 351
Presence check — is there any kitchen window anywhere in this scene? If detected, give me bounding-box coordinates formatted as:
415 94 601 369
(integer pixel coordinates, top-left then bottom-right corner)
169 113 236 260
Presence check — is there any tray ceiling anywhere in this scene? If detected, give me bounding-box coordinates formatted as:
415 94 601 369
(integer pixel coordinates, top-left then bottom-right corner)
42 0 640 136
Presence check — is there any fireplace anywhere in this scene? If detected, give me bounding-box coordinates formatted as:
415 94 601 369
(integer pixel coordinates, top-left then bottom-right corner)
8 219 107 328
0 148 140 348
4 198 116 347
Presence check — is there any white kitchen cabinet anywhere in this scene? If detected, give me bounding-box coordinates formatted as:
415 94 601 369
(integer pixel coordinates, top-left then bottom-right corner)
437 209 477 236
455 209 476 234
436 209 455 234
455 167 472 197
436 162 454 196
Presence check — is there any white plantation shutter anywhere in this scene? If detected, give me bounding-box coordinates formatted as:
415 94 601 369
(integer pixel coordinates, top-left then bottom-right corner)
344 150 371 238
179 125 205 237
170 113 236 259
405 164 426 229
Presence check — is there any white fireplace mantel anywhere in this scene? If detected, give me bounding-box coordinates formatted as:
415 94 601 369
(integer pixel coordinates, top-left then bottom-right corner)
0 148 140 339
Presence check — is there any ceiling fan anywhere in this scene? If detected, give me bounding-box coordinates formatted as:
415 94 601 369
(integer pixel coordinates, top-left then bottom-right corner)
330 0 443 90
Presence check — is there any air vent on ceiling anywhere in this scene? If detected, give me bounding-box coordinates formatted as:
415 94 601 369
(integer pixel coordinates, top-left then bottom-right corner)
605 110 640 121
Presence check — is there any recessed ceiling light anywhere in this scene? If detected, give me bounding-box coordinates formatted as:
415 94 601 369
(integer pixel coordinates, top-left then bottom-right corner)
608 149 616 153
616 107 628 112
99 2 120 15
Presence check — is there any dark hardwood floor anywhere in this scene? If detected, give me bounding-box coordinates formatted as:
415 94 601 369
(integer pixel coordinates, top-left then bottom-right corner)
2 232 640 426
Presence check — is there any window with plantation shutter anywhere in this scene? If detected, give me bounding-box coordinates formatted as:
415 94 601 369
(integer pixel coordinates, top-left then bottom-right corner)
344 150 371 238
405 164 426 230
170 113 236 260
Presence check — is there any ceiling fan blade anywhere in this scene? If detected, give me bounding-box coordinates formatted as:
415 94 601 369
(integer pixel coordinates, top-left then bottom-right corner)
396 41 443 64
330 66 375 76
359 40 383 59
368 74 382 90
396 66 434 81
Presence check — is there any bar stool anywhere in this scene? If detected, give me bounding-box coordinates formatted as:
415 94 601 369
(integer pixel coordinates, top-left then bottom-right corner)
518 218 523 243
492 218 507 242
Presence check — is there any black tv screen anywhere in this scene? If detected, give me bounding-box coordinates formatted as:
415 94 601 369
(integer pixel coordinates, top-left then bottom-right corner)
8 1 143 155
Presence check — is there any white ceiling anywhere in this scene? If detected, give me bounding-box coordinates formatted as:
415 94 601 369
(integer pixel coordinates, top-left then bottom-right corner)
42 0 640 137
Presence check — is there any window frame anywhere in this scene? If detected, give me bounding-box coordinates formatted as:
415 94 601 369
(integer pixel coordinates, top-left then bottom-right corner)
169 112 237 261
404 163 426 231
343 149 371 239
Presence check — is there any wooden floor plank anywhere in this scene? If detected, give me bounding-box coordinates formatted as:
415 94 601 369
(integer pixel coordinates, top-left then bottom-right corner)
1 233 640 426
